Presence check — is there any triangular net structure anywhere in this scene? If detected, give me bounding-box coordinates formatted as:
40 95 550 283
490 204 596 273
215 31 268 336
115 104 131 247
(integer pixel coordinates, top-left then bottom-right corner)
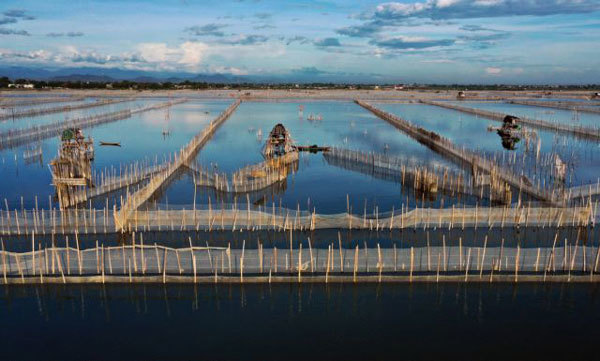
262 123 295 157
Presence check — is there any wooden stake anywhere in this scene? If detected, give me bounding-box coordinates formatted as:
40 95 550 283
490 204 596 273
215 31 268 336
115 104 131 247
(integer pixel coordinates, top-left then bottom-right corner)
409 246 414 282
353 245 358 282
515 243 520 283
308 237 314 273
464 248 471 282
338 232 344 272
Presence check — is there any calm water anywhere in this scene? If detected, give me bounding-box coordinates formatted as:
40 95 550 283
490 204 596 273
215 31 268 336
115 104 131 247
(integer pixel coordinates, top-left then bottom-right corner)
0 98 151 132
0 98 96 115
455 100 600 128
2 224 593 252
0 100 230 209
158 101 465 213
1 99 598 214
378 103 600 186
1 283 598 360
521 98 600 104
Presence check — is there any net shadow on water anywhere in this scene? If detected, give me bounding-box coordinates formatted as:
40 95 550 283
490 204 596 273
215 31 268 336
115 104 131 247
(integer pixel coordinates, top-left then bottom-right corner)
1 225 595 251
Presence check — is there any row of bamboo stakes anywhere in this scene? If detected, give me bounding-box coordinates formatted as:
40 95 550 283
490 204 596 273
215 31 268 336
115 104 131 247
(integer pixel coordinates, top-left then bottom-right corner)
54 99 190 208
1 193 596 235
191 151 298 194
115 99 241 231
0 98 133 121
492 147 600 201
508 99 600 115
1 231 599 284
421 99 600 140
0 98 187 151
0 109 131 150
64 159 170 208
0 95 85 108
356 100 579 205
324 147 497 200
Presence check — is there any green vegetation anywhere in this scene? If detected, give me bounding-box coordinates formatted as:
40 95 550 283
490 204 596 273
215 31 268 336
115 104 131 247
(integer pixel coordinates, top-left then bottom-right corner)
0 76 598 91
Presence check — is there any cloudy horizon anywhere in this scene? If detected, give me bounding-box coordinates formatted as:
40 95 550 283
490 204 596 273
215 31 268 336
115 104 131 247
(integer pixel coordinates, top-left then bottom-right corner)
1 0 599 84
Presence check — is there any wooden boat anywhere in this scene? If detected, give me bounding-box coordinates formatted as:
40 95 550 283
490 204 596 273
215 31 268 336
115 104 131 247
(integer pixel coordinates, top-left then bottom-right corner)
99 141 121 147
294 145 331 153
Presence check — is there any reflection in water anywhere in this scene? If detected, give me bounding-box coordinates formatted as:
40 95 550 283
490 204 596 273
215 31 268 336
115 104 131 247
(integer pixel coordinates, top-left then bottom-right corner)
491 115 523 151
497 129 521 151
0 283 599 360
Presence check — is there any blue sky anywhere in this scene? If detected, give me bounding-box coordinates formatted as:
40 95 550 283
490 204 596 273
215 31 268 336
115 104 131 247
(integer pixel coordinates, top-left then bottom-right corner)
1 0 599 83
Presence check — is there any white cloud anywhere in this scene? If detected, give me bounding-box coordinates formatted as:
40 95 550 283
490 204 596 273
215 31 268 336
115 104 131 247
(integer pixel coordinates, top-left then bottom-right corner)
0 48 54 61
137 43 175 63
210 65 248 75
368 0 600 20
178 41 207 67
136 41 207 70
485 66 502 74
474 0 504 6
420 58 455 63
436 0 461 8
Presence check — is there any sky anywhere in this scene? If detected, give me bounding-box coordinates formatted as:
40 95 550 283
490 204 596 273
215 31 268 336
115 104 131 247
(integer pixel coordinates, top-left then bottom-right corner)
0 0 599 83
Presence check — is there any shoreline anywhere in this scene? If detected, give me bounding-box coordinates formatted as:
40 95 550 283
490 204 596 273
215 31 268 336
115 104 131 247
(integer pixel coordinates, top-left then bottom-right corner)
2 88 600 101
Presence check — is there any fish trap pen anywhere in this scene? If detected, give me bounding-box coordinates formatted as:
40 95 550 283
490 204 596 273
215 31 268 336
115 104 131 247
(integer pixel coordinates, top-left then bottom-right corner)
420 99 600 141
0 98 133 121
1 232 599 284
0 98 188 151
0 203 596 235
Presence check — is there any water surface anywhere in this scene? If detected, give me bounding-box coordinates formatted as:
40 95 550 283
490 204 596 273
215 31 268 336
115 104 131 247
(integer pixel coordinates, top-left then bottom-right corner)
0 283 597 361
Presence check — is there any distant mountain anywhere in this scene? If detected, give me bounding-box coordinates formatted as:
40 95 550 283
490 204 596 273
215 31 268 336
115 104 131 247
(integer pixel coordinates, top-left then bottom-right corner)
0 66 248 83
50 74 116 82
0 65 383 84
191 73 239 83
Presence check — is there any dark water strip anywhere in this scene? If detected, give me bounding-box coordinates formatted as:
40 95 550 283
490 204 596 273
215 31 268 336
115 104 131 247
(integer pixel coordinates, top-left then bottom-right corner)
0 283 599 360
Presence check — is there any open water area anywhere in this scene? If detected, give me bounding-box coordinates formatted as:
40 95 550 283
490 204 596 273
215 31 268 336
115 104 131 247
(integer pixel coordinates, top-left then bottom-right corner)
0 94 599 361
3 96 598 214
0 283 599 360
378 102 600 187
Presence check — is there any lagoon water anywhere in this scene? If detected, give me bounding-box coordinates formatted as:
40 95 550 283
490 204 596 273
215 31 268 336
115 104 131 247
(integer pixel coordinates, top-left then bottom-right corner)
0 98 150 132
1 96 599 361
0 283 598 360
378 102 600 187
1 98 598 213
158 101 463 213
455 100 600 128
0 99 230 209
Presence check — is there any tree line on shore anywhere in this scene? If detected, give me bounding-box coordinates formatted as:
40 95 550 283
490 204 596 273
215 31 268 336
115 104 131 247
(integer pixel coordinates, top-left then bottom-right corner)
1 76 598 91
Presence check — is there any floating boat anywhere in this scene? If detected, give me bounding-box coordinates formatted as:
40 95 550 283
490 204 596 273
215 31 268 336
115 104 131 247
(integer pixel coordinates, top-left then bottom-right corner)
294 144 331 153
99 141 121 147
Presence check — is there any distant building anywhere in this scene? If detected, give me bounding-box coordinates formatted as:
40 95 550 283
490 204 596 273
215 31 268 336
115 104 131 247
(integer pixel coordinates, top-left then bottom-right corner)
394 84 405 90
8 83 34 89
105 83 113 89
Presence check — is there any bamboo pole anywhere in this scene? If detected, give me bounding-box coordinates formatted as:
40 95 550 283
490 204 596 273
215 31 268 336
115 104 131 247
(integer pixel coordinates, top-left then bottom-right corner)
409 246 414 282
298 243 302 283
2 239 7 283
353 245 358 282
240 240 245 283
464 248 471 282
338 232 344 272
308 237 314 273
515 243 520 282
